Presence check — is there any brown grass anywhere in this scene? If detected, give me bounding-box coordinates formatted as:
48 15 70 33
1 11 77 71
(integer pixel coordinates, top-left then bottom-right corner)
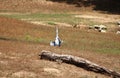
0 16 120 78
0 0 120 77
0 0 84 13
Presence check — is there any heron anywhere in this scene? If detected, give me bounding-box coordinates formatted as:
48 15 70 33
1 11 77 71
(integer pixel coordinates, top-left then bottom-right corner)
50 27 62 47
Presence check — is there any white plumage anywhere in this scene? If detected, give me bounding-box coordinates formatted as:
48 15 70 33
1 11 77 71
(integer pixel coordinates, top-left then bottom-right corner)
50 27 62 47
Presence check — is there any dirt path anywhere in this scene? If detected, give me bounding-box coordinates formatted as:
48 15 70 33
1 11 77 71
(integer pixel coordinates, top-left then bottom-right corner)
75 14 120 23
29 21 72 27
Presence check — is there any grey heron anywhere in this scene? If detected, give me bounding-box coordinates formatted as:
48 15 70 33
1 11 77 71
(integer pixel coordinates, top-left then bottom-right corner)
50 27 62 47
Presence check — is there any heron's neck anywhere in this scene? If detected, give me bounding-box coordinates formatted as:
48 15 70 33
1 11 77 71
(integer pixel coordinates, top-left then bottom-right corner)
56 27 59 38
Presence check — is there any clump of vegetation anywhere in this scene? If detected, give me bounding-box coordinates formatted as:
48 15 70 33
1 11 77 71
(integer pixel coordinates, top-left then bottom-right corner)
24 34 32 41
24 34 47 43
47 21 56 25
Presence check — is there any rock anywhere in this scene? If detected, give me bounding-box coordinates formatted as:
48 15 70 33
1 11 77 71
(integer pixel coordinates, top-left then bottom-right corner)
90 25 107 33
43 68 61 76
116 31 120 34
11 70 37 78
117 22 120 25
73 24 87 29
118 25 120 27
43 68 60 74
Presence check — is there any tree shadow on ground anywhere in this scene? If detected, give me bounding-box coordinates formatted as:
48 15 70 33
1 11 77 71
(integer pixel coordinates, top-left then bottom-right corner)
48 0 120 14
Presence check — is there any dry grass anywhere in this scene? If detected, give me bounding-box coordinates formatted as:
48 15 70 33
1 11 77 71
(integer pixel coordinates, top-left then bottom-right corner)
0 0 120 77
0 0 83 13
0 39 111 78
0 16 120 78
0 16 120 53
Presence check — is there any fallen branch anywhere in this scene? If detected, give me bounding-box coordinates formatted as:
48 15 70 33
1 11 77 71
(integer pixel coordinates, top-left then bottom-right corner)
39 50 120 78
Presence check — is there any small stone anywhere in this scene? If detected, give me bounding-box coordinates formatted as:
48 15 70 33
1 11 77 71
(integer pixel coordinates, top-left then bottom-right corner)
11 70 37 78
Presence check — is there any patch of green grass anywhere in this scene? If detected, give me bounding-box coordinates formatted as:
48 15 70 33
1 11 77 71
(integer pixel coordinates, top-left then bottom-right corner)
24 34 33 41
0 36 18 41
97 48 120 54
0 35 48 45
1 13 100 26
24 34 49 44
47 21 56 25
59 28 120 54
